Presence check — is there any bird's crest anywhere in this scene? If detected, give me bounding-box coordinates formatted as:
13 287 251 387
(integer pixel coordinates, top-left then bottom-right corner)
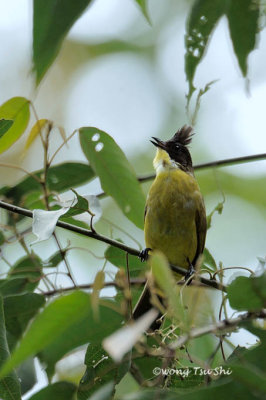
170 125 193 147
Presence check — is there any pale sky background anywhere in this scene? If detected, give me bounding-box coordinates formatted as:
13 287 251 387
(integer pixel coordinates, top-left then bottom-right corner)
0 0 265 397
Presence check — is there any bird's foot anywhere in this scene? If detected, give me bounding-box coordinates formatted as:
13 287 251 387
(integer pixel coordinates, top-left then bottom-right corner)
139 248 152 262
184 260 195 285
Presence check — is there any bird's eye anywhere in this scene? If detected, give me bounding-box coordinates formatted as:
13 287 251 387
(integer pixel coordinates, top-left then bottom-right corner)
176 144 179 149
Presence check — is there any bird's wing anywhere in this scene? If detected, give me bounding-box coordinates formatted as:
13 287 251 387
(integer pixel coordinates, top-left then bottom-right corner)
144 204 147 222
193 196 207 266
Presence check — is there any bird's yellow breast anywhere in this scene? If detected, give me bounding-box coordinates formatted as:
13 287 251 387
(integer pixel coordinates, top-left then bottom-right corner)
145 166 201 270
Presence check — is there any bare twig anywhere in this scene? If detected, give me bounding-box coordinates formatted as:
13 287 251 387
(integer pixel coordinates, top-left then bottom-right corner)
0 163 41 183
42 278 146 296
168 310 266 350
0 199 227 293
96 152 266 198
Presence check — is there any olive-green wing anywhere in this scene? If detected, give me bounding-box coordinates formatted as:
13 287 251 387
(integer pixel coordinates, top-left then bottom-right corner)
193 196 207 266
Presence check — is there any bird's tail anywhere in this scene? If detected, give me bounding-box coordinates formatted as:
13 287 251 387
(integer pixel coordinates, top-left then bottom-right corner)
132 282 162 330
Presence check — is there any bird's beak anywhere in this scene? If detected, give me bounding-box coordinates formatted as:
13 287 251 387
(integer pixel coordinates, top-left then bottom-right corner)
150 137 166 150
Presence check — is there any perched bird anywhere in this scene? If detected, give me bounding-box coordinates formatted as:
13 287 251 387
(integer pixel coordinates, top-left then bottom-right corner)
133 126 207 328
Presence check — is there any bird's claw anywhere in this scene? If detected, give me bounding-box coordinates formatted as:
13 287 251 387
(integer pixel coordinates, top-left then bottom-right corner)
184 260 195 284
139 248 152 262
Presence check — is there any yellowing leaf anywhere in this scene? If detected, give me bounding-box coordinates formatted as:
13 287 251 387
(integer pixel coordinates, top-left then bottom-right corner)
24 119 49 152
92 271 105 318
0 97 30 154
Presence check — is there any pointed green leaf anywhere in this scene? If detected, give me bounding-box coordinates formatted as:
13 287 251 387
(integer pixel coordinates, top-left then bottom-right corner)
135 0 151 24
185 0 225 101
0 291 91 379
33 0 93 84
28 382 77 400
0 296 22 400
226 0 259 77
0 97 30 154
79 127 145 229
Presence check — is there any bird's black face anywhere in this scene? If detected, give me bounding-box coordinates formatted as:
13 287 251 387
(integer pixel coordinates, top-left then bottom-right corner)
150 137 193 171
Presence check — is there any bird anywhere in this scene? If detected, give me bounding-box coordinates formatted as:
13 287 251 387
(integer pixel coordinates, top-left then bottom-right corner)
133 125 207 329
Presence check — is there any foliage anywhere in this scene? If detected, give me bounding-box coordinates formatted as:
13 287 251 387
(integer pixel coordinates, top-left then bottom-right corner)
0 1 265 400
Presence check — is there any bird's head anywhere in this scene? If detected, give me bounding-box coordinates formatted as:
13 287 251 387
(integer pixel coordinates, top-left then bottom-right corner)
151 125 194 173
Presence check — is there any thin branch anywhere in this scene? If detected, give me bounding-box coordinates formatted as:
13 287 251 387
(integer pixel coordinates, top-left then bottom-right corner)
43 278 146 296
48 129 78 166
96 152 266 198
0 163 41 183
168 310 266 350
0 199 227 293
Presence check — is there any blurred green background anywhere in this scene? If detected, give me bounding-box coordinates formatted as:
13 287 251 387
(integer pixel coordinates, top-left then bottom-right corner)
0 0 265 396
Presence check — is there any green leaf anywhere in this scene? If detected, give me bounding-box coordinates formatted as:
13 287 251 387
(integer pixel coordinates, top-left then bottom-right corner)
62 189 89 218
33 0 93 84
132 337 161 382
0 291 93 379
228 273 266 311
226 0 259 77
8 256 43 292
0 119 14 138
79 127 146 229
202 248 217 272
0 278 34 297
225 322 266 396
0 162 95 205
43 250 67 268
206 200 224 230
231 321 266 371
185 0 259 102
185 0 225 101
230 364 266 395
77 344 128 399
28 382 77 400
38 298 123 378
0 97 30 154
0 296 22 400
135 0 151 24
4 293 45 351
